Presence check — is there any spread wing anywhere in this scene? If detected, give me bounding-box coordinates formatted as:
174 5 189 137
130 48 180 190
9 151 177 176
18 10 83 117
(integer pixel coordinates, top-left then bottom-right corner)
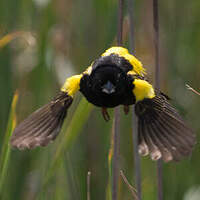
10 92 73 150
135 93 196 162
10 73 84 150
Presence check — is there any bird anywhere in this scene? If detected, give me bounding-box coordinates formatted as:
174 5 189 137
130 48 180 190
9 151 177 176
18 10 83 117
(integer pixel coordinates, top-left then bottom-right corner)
10 46 196 162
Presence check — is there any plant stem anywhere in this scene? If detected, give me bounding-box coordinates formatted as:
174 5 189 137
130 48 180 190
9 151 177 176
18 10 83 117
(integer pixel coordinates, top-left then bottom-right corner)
112 108 120 200
112 0 124 199
0 91 18 196
117 0 124 46
153 0 160 90
153 1 163 199
120 170 139 200
87 171 91 200
132 114 142 199
43 98 93 187
127 0 142 199
186 84 200 96
127 0 135 51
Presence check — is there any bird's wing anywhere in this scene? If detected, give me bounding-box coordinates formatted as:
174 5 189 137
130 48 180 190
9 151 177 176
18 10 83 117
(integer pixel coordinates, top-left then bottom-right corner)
11 74 83 150
134 93 196 162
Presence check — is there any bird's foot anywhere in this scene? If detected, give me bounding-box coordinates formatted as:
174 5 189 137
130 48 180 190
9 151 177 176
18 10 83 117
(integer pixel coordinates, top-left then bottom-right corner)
101 107 110 121
123 105 129 115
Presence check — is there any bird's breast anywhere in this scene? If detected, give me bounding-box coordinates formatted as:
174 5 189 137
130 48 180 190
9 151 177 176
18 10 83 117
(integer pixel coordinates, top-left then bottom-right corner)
80 66 136 107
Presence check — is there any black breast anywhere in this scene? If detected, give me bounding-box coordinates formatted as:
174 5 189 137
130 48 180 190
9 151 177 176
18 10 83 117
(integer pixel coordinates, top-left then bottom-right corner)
80 65 136 108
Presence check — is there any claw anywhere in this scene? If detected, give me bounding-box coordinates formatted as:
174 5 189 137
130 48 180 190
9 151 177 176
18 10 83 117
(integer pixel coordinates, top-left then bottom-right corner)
101 107 110 121
123 105 129 115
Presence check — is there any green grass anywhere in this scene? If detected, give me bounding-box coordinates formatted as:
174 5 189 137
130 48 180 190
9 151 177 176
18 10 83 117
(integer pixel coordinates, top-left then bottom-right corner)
0 0 200 199
0 91 18 196
44 97 93 186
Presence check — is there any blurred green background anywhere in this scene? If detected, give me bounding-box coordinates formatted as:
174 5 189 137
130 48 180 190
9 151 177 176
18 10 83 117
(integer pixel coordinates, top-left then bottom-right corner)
0 0 200 199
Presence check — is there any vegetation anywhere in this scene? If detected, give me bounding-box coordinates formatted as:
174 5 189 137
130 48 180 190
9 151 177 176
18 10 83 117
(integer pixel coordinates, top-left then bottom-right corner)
0 0 200 199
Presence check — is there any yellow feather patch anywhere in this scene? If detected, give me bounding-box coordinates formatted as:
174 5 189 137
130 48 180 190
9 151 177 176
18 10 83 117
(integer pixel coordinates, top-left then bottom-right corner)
83 65 92 75
102 46 146 76
133 79 155 102
61 74 83 97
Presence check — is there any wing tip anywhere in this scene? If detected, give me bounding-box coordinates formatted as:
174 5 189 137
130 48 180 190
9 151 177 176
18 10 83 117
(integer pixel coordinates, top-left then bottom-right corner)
135 92 196 162
10 135 55 150
10 92 73 150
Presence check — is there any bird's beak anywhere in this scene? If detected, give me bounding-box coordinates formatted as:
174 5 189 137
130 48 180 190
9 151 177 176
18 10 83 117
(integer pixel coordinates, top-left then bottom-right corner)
102 81 116 94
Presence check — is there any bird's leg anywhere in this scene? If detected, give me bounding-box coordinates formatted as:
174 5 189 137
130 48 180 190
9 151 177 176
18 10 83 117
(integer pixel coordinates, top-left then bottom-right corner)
101 107 110 121
123 105 129 115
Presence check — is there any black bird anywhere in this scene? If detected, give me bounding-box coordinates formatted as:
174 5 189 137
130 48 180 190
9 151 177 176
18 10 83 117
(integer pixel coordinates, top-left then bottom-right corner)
10 47 196 162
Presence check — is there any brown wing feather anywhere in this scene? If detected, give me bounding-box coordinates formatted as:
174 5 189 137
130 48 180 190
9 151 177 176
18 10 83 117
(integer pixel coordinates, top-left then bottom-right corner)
10 92 73 150
135 93 196 162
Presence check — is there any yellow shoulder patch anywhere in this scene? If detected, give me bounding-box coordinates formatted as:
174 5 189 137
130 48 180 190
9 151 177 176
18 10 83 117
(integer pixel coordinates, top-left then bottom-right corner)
102 46 146 76
133 79 155 102
61 74 83 97
83 65 92 75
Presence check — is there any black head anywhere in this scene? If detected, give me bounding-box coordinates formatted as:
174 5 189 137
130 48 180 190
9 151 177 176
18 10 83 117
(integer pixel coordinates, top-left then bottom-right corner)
80 55 135 107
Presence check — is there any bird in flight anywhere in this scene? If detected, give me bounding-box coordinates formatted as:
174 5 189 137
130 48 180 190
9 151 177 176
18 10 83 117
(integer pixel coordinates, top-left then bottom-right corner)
10 47 196 162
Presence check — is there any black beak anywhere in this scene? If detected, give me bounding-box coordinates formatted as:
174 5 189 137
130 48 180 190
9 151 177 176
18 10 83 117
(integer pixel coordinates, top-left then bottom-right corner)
102 81 116 94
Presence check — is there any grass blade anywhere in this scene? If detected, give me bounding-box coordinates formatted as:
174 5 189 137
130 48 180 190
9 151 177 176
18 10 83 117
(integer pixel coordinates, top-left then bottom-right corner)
153 1 163 199
186 84 200 96
0 31 33 49
87 171 91 200
112 107 120 200
43 97 93 186
106 119 115 200
120 170 139 200
0 91 19 194
127 0 142 197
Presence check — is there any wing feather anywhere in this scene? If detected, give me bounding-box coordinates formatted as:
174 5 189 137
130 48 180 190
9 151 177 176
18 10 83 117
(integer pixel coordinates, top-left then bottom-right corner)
141 119 162 160
135 93 196 162
147 123 173 162
138 120 149 156
10 92 73 150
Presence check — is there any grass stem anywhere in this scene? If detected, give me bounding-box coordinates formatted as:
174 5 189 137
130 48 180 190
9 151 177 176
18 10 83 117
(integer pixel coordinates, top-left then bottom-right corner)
112 1 124 199
120 170 139 200
0 91 18 196
127 0 142 199
153 1 163 199
87 171 91 200
186 84 200 96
